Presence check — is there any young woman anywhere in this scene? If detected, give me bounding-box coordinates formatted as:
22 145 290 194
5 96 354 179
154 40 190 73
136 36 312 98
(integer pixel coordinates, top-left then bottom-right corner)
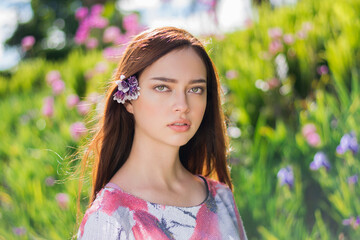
77 26 247 239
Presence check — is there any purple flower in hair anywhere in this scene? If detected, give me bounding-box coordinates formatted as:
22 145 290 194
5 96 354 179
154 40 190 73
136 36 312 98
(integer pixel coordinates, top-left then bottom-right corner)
113 90 126 103
113 75 140 104
310 152 331 171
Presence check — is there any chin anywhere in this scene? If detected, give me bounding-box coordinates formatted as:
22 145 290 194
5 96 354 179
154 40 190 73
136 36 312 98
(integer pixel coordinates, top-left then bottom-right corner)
167 137 194 148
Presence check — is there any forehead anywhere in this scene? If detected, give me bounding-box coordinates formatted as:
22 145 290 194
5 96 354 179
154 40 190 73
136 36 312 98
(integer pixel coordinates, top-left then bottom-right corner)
140 47 207 82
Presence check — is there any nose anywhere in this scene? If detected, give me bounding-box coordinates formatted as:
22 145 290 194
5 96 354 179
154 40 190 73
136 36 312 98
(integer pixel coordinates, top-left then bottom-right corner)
172 91 189 113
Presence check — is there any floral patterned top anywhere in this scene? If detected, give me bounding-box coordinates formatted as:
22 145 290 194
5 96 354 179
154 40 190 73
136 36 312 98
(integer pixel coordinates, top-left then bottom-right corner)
78 176 247 240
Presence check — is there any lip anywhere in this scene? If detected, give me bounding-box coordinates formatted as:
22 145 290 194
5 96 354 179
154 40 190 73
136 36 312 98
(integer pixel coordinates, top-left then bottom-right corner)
167 119 191 132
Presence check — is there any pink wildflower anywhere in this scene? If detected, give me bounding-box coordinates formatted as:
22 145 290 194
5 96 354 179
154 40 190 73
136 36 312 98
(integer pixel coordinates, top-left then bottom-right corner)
86 38 98 49
269 40 283 55
114 33 131 45
84 70 94 80
70 122 87 141
268 27 283 40
267 78 280 89
302 22 313 32
88 92 101 104
103 46 125 62
89 15 108 29
123 14 140 34
225 70 238 80
75 21 90 44
90 4 104 16
21 36 35 51
103 26 121 43
46 70 61 85
302 123 317 137
306 132 321 147
302 123 321 147
75 7 88 20
296 29 307 39
66 94 80 108
94 62 108 73
51 79 65 95
42 97 54 118
55 193 70 209
283 34 294 45
77 101 91 115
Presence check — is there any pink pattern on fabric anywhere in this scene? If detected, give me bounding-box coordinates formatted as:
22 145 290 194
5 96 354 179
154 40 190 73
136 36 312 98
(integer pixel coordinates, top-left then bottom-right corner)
78 176 248 239
101 186 148 214
132 211 174 239
190 204 220 239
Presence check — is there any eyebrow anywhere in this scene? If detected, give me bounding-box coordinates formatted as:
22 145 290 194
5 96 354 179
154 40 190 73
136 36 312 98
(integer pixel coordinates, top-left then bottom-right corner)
150 77 206 84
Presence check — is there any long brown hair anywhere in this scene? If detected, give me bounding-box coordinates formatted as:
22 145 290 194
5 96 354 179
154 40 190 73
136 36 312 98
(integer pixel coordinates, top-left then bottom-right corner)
80 26 231 204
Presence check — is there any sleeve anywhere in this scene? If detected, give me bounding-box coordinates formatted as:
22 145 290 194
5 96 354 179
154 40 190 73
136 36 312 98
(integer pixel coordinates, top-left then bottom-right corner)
230 192 248 240
77 210 123 240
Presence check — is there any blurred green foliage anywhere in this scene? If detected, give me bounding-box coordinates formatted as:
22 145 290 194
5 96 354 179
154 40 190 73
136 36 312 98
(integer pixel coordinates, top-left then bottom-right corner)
1 0 360 239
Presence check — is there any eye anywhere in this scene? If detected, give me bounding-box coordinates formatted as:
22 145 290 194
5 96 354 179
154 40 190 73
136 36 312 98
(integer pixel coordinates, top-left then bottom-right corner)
154 85 169 92
189 87 204 94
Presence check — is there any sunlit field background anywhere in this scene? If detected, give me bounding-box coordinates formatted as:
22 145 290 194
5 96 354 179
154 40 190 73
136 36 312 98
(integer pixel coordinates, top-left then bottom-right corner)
1 0 360 239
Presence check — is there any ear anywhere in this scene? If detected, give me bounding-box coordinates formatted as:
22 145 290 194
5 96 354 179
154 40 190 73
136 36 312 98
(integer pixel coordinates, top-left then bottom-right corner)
124 101 134 114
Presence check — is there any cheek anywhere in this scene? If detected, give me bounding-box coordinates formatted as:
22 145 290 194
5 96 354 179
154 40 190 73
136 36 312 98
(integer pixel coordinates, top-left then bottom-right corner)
132 95 162 121
191 98 207 121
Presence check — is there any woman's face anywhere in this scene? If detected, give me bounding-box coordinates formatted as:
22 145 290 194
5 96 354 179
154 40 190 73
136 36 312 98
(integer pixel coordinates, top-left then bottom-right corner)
125 47 207 147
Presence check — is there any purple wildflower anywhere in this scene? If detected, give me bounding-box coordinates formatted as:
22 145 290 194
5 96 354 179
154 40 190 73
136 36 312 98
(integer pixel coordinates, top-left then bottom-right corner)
45 176 55 186
343 216 360 229
310 152 331 171
277 166 294 188
12 227 26 236
336 132 358 155
343 217 353 226
348 174 358 185
317 65 329 75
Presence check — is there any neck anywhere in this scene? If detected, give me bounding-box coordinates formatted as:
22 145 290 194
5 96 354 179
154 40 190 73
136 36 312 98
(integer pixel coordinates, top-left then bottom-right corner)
118 131 188 187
